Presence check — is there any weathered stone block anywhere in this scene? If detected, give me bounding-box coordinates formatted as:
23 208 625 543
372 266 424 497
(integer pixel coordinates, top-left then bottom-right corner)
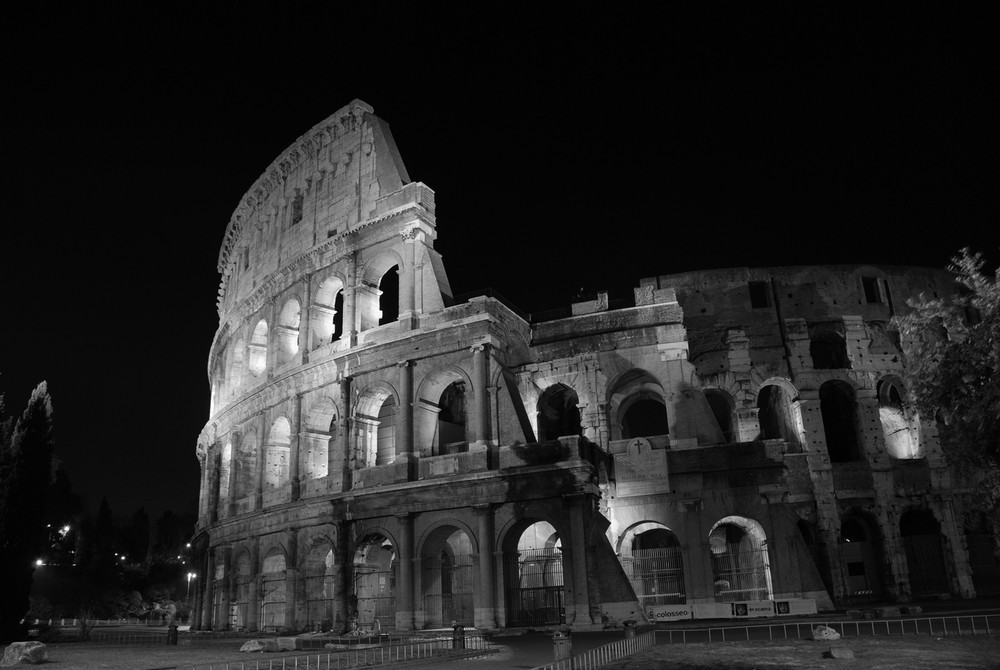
240 638 278 652
1 642 48 666
876 606 901 618
811 625 841 641
823 646 854 659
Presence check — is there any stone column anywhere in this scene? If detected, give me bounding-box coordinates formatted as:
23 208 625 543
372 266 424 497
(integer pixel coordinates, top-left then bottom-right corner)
565 494 594 626
226 430 239 517
218 547 231 630
286 529 299 629
471 345 491 448
265 299 277 379
201 549 215 630
680 498 710 601
208 445 220 524
338 520 352 630
395 514 414 631
256 413 267 510
300 278 312 364
197 451 209 523
475 504 497 628
290 394 302 501
339 377 352 491
247 540 261 631
191 549 203 629
344 252 358 347
397 361 413 461
399 230 416 321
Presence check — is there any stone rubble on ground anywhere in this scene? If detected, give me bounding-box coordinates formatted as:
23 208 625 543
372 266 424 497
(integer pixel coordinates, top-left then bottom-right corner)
811 625 841 641
239 638 278 652
1 642 48 666
823 646 854 659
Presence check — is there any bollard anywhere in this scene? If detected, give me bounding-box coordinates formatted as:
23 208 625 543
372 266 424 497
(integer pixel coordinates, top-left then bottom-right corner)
623 619 637 639
552 629 572 661
452 622 465 649
166 624 178 645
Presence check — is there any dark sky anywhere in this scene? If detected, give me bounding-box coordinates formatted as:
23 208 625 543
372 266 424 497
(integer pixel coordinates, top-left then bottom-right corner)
3 4 997 523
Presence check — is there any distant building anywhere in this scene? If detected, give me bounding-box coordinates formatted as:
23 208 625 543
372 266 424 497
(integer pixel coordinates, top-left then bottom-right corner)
191 100 998 633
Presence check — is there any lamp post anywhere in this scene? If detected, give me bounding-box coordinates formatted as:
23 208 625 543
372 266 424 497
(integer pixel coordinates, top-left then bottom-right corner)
187 572 197 599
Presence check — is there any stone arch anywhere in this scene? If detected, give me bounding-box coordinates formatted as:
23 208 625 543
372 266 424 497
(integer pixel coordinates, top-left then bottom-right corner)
820 380 862 462
415 365 475 454
304 396 339 479
607 369 669 442
418 523 476 628
617 521 685 606
260 545 288 629
900 508 950 597
810 330 850 370
355 383 398 467
708 515 773 602
359 250 403 331
876 376 920 459
227 335 245 399
501 517 565 627
234 432 257 500
304 534 340 631
312 273 346 349
755 378 803 449
352 532 397 629
536 383 583 442
704 388 736 444
231 547 253 629
839 510 887 601
265 417 292 489
276 298 301 367
219 441 232 501
248 318 268 377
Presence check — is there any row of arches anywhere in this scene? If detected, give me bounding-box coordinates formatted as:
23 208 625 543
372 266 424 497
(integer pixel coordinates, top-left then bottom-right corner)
212 264 401 410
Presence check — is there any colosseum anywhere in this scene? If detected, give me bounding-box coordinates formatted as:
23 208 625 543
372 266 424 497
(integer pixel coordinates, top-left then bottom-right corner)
190 99 998 633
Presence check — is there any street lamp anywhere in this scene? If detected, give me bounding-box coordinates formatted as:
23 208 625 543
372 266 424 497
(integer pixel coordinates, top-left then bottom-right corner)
186 572 197 598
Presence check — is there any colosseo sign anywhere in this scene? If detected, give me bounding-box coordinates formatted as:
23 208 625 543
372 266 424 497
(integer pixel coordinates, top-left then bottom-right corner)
647 598 817 622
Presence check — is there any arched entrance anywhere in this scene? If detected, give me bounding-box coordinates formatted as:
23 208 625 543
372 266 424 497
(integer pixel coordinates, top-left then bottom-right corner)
901 509 950 597
420 526 475 628
304 541 339 632
708 516 773 602
503 520 564 627
618 522 685 607
536 384 582 441
260 549 287 630
232 550 251 629
353 534 397 630
839 513 885 601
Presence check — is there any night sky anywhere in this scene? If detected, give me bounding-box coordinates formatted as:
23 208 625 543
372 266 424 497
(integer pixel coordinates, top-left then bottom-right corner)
3 5 997 524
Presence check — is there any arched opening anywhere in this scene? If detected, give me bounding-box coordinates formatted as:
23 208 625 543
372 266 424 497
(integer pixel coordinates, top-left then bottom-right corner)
304 397 338 480
964 514 1000 596
212 550 227 629
437 381 467 451
756 383 802 449
705 389 735 443
353 535 396 629
234 433 257 501
810 330 850 369
260 549 287 630
503 520 564 627
312 276 345 348
420 526 475 628
536 384 582 442
877 378 919 459
378 266 399 326
276 299 301 367
708 516 773 602
839 513 885 602
376 396 396 466
900 509 950 597
354 388 395 468
305 541 340 632
618 522 685 606
820 381 862 462
248 320 268 377
227 337 244 398
609 370 669 441
232 550 251 629
265 417 292 489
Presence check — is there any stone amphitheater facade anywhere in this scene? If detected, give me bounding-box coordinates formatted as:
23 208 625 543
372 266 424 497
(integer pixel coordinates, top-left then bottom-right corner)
190 100 997 633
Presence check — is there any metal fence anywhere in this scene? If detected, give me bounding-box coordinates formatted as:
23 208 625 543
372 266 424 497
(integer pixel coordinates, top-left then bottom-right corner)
531 631 657 670
178 633 495 670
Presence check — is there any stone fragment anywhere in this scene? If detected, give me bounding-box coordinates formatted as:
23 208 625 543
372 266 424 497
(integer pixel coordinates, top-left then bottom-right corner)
811 625 841 641
876 606 901 618
846 609 863 619
240 639 278 652
823 646 854 659
902 606 923 615
1 641 48 666
276 637 298 651
862 610 877 619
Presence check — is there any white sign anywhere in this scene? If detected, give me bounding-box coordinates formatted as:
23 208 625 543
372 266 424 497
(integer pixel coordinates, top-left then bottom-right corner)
646 605 693 621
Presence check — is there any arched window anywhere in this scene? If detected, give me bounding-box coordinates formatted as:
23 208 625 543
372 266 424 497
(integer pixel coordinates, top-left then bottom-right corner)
228 336 244 398
437 381 467 450
378 266 399 326
420 526 475 628
265 418 292 489
261 549 287 629
304 397 338 480
537 384 582 441
810 330 850 369
820 381 862 462
305 542 339 631
353 535 396 627
877 378 919 459
503 521 564 627
248 320 268 377
376 396 396 465
708 516 773 602
756 383 802 449
609 370 669 441
219 442 232 501
311 276 344 349
234 433 257 501
276 299 301 367
618 523 685 606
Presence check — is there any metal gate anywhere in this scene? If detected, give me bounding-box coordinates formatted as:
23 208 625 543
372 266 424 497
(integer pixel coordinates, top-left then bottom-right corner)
261 574 286 629
621 547 685 606
504 549 564 627
712 543 771 602
355 564 395 629
305 573 339 631
422 553 474 627
966 533 1000 596
903 534 949 596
